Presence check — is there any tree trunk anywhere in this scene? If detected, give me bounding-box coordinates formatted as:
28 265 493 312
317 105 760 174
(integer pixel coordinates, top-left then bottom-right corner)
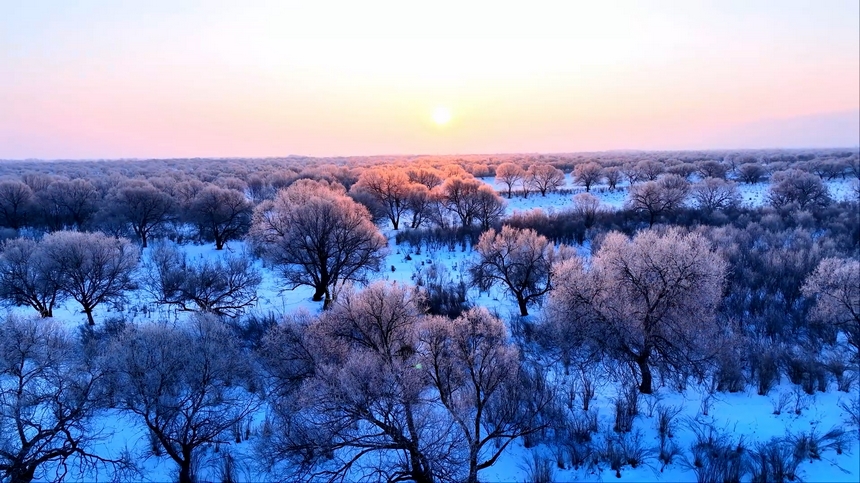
312 284 326 302
9 464 36 483
178 461 193 483
465 445 480 483
84 307 95 326
636 353 653 394
178 447 194 483
517 296 529 317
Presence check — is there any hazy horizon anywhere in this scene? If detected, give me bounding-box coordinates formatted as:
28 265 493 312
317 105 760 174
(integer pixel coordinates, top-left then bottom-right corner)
2 1 859 159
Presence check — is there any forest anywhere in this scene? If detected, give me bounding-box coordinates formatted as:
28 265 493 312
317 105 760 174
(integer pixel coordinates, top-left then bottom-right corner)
0 148 858 483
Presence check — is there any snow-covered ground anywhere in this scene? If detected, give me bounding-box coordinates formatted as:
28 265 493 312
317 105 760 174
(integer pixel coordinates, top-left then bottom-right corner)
9 176 859 482
479 173 858 216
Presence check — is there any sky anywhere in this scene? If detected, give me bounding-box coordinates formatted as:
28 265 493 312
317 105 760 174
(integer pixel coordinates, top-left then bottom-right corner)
1 0 858 159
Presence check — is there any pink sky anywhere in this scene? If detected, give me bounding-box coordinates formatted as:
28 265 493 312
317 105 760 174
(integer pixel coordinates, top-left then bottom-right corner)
1 1 858 159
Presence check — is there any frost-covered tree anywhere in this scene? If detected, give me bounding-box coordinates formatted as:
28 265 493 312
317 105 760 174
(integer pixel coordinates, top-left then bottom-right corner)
547 228 726 393
572 192 603 230
189 186 252 250
573 162 603 192
351 167 411 230
0 238 63 318
260 283 462 483
768 169 830 209
404 183 435 229
470 226 569 316
36 179 100 231
803 258 860 352
636 160 665 181
526 164 565 196
0 316 127 483
440 176 504 229
737 162 765 184
604 166 622 191
473 186 506 230
0 180 34 230
696 160 728 180
690 177 741 213
495 163 525 199
419 308 552 483
406 167 444 190
105 183 175 248
141 242 261 317
104 316 258 483
625 174 689 227
249 180 387 308
38 231 139 325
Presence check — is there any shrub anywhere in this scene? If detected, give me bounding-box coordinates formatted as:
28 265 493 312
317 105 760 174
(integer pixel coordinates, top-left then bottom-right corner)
748 438 801 483
520 452 555 483
684 420 746 483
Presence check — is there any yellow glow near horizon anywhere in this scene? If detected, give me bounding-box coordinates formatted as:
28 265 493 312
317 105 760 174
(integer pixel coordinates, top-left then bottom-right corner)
432 107 452 126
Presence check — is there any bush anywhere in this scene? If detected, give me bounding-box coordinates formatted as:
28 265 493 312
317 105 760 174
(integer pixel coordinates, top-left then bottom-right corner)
748 438 801 483
684 420 746 483
791 425 851 460
613 384 639 433
520 452 555 483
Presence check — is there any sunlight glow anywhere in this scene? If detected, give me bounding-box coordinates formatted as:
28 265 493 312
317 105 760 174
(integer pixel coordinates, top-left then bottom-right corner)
432 107 452 126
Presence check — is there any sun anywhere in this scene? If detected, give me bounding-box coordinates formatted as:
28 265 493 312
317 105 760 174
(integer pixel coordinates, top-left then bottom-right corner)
432 107 452 125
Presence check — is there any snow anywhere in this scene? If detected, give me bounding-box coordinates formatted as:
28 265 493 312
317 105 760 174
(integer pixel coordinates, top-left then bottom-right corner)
6 177 858 482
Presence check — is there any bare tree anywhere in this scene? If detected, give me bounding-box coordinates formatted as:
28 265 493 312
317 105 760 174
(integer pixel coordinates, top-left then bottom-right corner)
495 163 525 199
636 160 665 181
0 316 128 483
351 168 411 230
0 180 34 230
439 177 482 228
106 183 175 248
104 316 259 483
803 258 860 352
547 228 726 393
419 308 552 483
473 186 506 230
768 169 831 210
0 238 63 318
690 177 741 213
573 162 603 192
189 186 253 250
37 179 100 231
406 168 444 190
260 283 463 483
249 181 387 308
696 160 728 180
142 243 261 317
604 166 622 191
470 226 569 316
621 163 643 186
404 184 435 229
526 164 566 196
625 174 689 227
737 162 765 184
667 162 696 180
38 231 139 325
572 192 603 230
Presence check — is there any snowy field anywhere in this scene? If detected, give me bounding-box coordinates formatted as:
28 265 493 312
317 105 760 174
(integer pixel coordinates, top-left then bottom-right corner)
8 176 859 483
